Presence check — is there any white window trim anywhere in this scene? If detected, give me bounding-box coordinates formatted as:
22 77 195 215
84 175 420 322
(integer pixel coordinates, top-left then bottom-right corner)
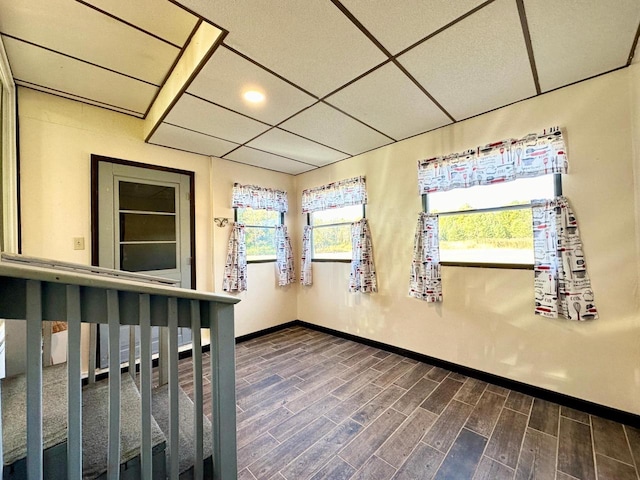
0 37 18 253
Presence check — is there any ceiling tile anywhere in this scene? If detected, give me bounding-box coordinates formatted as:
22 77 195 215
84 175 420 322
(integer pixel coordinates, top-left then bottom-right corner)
15 80 144 117
340 0 486 55
397 0 537 121
149 123 238 157
188 47 316 126
246 128 349 167
279 103 392 155
164 94 271 144
225 146 316 175
177 0 388 97
80 0 198 47
4 36 156 114
0 0 179 85
325 63 452 140
525 0 640 92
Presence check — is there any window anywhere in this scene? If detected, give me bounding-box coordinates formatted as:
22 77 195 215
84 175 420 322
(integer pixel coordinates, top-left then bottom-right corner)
424 174 560 266
309 204 364 260
235 207 283 262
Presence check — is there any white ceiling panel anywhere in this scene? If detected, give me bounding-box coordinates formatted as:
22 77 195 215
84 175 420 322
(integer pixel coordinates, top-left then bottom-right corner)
149 123 238 157
398 0 537 121
225 147 316 175
15 80 145 117
0 0 179 85
188 47 317 125
80 0 198 47
165 94 271 144
326 63 452 140
177 0 387 97
279 103 392 155
526 0 640 92
340 0 486 55
247 128 349 167
4 36 156 114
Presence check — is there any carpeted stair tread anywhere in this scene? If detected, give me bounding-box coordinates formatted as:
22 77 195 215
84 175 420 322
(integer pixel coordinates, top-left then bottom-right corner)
2 363 68 465
82 374 166 480
151 385 213 475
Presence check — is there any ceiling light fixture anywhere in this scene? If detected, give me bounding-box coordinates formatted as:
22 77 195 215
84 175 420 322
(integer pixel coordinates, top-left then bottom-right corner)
243 90 265 103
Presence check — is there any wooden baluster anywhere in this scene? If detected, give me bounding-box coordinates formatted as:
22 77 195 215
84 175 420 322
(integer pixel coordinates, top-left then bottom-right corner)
26 280 43 479
168 297 179 479
139 294 153 480
66 285 82 478
107 290 121 480
191 301 203 480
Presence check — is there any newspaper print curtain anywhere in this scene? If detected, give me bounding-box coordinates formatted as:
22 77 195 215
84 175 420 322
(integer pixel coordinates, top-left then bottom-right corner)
301 176 367 213
223 223 247 292
300 225 313 286
232 183 288 212
349 219 377 293
275 225 295 286
418 128 568 194
532 197 598 320
409 213 442 302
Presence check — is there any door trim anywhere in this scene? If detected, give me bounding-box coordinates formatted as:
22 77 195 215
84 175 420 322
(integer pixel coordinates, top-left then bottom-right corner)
90 154 196 289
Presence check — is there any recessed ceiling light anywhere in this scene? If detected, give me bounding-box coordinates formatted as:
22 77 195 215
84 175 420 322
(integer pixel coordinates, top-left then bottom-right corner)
243 90 265 103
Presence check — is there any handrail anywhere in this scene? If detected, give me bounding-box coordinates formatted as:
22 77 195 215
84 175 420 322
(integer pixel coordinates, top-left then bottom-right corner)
1 253 180 286
0 255 239 479
0 256 238 305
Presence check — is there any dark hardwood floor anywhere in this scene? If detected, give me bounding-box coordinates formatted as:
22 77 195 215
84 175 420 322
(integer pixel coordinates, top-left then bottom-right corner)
179 326 640 480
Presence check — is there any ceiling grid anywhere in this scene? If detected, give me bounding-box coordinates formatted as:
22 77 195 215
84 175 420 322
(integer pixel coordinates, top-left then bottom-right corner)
0 0 637 174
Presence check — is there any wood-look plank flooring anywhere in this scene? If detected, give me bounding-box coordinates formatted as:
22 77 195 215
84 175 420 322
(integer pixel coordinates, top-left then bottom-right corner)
177 326 640 480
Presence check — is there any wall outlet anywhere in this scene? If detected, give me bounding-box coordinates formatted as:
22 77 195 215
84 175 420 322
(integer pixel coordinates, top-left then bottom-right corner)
73 237 85 250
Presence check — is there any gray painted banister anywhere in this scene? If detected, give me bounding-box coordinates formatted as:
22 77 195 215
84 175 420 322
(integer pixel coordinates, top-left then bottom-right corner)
0 255 239 479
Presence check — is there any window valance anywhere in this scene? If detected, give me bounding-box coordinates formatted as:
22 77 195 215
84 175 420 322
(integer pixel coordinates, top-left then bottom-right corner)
232 183 288 213
418 127 568 194
301 176 367 214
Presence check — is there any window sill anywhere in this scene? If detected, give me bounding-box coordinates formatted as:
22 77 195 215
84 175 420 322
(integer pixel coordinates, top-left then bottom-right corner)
247 259 276 264
312 259 351 263
441 261 533 270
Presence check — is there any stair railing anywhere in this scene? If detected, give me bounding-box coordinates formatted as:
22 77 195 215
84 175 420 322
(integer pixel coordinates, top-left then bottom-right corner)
0 254 240 479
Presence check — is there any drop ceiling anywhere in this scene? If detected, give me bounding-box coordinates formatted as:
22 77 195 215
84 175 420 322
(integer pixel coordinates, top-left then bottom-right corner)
1 0 638 175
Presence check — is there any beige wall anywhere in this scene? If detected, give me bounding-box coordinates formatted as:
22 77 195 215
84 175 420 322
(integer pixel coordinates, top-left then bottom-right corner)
296 67 640 415
10 88 296 374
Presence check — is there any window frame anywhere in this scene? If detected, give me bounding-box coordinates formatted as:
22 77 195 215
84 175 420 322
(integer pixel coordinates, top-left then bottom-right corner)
234 207 284 264
422 173 562 269
308 204 366 263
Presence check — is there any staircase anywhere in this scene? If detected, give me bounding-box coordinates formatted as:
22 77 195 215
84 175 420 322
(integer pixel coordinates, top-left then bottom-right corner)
0 254 239 479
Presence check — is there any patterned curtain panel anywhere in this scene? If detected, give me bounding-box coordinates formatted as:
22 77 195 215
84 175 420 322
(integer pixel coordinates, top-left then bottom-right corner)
349 219 377 293
532 197 598 320
222 223 247 292
232 183 288 212
301 176 367 213
275 225 295 286
418 128 568 194
300 225 313 286
409 213 442 302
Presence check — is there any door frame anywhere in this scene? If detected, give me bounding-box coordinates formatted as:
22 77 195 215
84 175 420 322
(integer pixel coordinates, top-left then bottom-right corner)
90 154 197 289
